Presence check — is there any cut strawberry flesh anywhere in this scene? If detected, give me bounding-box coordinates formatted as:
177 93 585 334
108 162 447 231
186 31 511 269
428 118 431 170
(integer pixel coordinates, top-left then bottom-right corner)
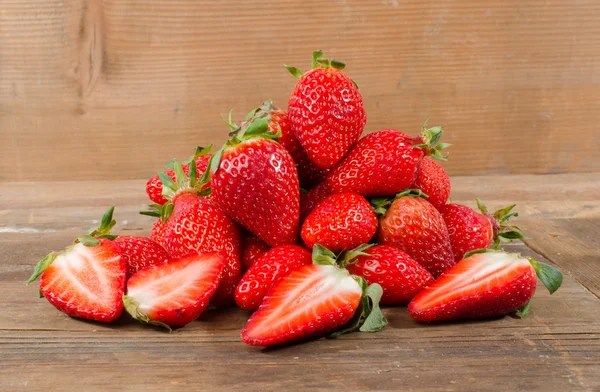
241 264 362 346
125 252 225 328
40 240 125 323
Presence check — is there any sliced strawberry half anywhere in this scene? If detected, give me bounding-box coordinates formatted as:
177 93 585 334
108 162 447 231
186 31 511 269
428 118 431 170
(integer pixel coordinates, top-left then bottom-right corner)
408 249 563 322
29 240 126 323
123 252 225 330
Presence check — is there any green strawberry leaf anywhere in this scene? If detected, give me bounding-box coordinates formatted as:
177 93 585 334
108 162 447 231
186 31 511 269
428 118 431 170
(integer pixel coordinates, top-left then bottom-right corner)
189 158 198 188
312 50 324 68
342 243 375 266
159 172 177 199
312 244 338 266
330 58 346 70
463 247 500 259
97 206 116 235
26 252 58 284
476 198 489 214
242 118 269 138
284 65 303 79
360 283 387 332
77 235 100 247
528 259 563 294
160 202 174 223
515 301 531 318
123 295 172 332
396 189 429 199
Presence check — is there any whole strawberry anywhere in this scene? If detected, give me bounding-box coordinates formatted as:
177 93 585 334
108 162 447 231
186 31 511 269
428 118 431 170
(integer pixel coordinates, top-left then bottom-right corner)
241 233 270 270
249 101 329 189
442 200 523 262
374 190 455 278
145 146 211 205
345 244 434 305
114 236 169 278
413 157 451 210
286 50 366 170
235 245 312 310
409 249 562 322
301 193 377 252
300 181 332 220
325 122 449 197
149 218 168 248
206 115 300 248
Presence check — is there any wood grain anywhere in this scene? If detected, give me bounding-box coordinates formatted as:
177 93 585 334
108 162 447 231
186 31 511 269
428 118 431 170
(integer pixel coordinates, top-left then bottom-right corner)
1 0 599 181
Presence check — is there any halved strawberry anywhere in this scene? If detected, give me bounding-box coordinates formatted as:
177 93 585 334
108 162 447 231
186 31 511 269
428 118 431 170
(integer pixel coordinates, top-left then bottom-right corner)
408 249 563 322
241 245 387 347
28 239 126 323
123 252 225 329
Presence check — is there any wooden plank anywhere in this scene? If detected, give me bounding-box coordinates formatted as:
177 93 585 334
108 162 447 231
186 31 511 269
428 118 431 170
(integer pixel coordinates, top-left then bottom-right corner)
1 0 600 181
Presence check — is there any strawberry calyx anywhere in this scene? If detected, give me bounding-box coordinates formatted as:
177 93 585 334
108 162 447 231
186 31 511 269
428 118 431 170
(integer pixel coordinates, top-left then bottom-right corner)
370 189 429 216
476 199 524 247
311 244 387 335
122 295 172 332
413 118 451 161
284 50 355 86
26 206 119 284
340 243 376 266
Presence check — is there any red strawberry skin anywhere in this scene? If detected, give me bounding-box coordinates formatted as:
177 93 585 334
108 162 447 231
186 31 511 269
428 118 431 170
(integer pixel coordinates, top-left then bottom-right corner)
326 130 423 197
413 158 450 210
288 68 366 170
40 240 126 323
301 193 377 252
212 138 300 248
241 233 270 271
146 155 211 205
268 109 329 189
113 236 170 278
149 219 168 249
300 181 332 220
125 252 225 327
347 245 434 305
235 245 312 310
241 264 362 346
442 204 496 262
163 193 242 308
378 196 455 278
409 252 537 322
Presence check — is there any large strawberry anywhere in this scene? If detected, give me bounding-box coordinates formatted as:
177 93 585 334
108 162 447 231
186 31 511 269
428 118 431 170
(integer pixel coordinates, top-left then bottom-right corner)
145 146 212 205
286 50 366 170
235 245 312 310
124 252 225 330
301 193 377 252
157 161 242 308
325 122 450 197
241 245 387 347
374 190 455 278
409 249 563 322
149 218 168 248
442 200 523 262
413 157 451 210
247 101 329 189
241 233 271 271
203 114 300 248
344 244 434 305
26 208 126 323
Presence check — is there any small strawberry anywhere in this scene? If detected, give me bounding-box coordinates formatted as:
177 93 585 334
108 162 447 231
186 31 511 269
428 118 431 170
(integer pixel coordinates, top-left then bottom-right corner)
325 122 450 197
113 236 169 278
203 114 300 248
235 245 312 310
408 249 563 322
413 157 451 210
286 50 367 170
145 146 211 205
241 233 271 271
123 252 225 329
374 190 455 278
344 244 434 305
241 245 387 346
300 180 332 220
26 208 126 323
301 193 377 252
248 101 329 189
442 200 523 262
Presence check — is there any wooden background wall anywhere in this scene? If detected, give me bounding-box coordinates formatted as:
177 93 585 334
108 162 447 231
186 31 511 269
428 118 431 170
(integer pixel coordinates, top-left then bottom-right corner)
1 0 599 181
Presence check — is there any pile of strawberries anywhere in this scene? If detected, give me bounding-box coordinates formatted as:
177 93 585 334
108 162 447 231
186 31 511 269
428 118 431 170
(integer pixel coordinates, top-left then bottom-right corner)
28 51 563 347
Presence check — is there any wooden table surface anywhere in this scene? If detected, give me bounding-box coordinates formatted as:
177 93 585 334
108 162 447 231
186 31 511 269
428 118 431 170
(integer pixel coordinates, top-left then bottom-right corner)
1 173 599 391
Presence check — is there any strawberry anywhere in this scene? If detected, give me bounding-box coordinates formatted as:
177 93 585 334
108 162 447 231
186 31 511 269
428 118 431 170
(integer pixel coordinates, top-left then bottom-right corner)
241 245 387 346
413 157 451 210
325 123 449 197
113 236 169 278
301 193 377 252
408 249 563 322
374 190 455 278
204 114 300 248
149 218 168 248
248 101 329 189
442 200 523 262
235 245 312 310
157 160 242 308
123 252 225 329
27 209 126 323
286 50 366 170
344 244 434 305
146 146 211 205
241 233 270 271
300 180 332 220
